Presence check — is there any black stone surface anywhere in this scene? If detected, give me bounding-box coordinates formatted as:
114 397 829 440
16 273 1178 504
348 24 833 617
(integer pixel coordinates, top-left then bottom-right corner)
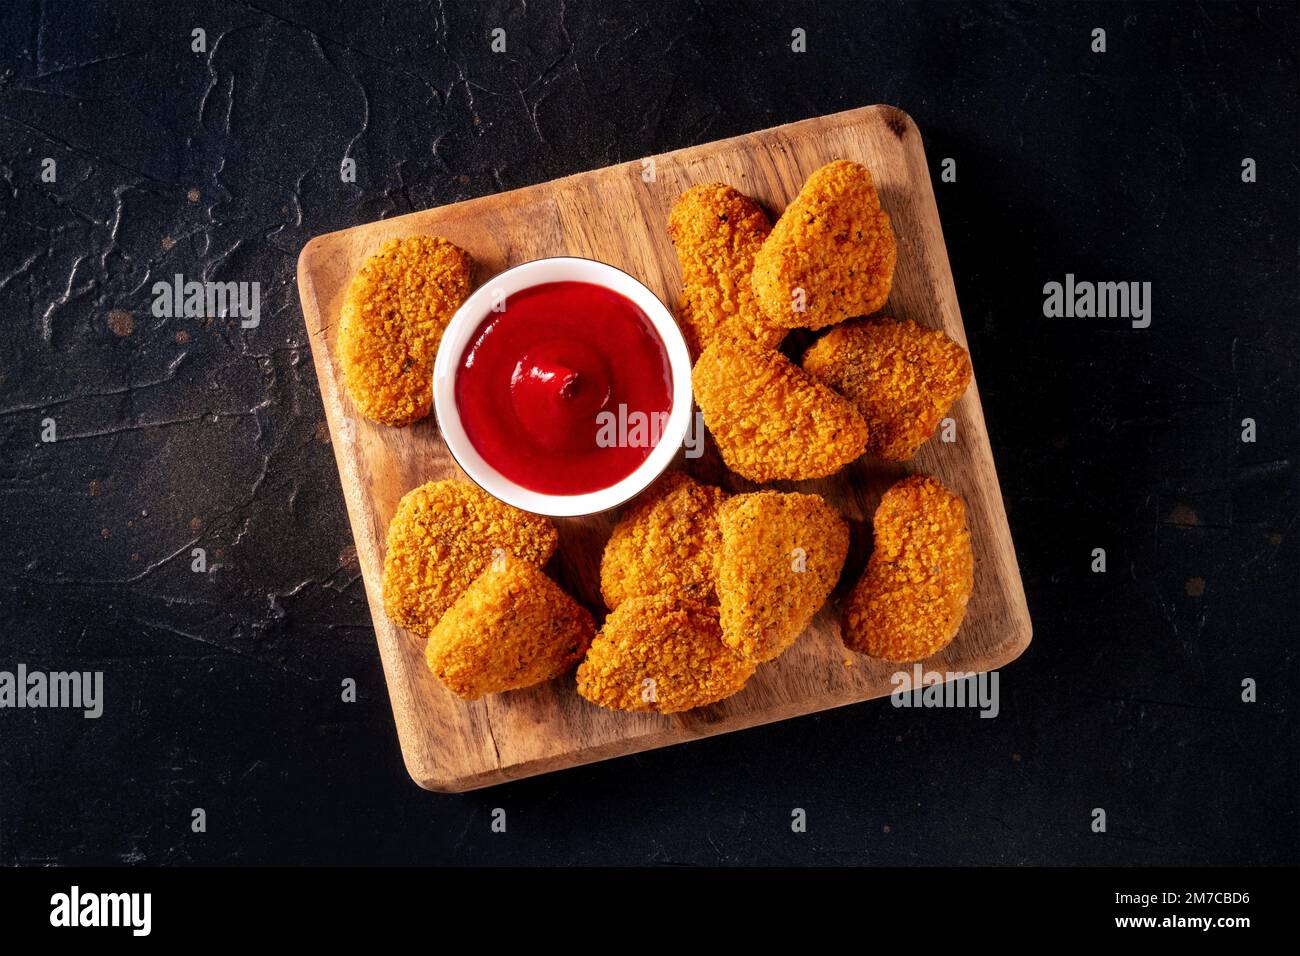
0 2 1296 866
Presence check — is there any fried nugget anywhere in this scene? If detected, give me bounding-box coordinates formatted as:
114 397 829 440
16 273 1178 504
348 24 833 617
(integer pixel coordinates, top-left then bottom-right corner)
667 183 785 356
751 160 896 331
381 479 557 638
842 475 973 662
426 555 595 700
692 337 868 482
337 235 472 426
599 471 726 610
803 316 972 461
717 491 849 663
576 595 756 713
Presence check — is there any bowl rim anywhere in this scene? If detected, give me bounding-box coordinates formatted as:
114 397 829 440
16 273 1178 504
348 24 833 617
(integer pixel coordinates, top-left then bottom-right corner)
432 256 692 518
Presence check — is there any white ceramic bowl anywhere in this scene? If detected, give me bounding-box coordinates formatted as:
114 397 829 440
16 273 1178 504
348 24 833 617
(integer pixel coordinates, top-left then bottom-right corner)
432 257 692 517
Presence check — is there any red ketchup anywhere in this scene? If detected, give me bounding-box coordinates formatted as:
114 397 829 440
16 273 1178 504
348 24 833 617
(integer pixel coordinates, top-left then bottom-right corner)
454 281 673 495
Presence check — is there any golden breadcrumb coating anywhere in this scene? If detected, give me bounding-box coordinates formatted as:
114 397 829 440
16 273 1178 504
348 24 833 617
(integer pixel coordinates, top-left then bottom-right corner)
337 235 472 426
803 316 972 461
692 337 868 482
751 160 896 331
842 475 973 662
426 555 595 700
599 471 727 610
667 183 785 356
381 479 557 638
576 595 756 714
717 491 849 663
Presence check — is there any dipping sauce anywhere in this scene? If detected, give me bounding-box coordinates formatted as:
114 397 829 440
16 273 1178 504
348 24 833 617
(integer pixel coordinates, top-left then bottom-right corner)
455 281 673 495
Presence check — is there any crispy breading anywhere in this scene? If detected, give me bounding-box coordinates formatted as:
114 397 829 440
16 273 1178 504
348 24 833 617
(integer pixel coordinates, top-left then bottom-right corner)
599 471 727 610
717 491 849 663
426 555 595 700
842 475 973 662
692 337 868 481
803 316 972 461
576 595 756 713
667 183 785 356
381 479 557 638
751 160 896 331
337 235 472 426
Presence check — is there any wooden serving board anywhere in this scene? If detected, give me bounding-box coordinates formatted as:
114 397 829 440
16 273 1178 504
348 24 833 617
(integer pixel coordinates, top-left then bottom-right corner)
298 105 1032 792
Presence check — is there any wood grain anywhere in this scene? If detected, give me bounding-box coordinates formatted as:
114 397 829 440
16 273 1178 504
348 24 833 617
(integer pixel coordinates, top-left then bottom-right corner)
297 105 1032 792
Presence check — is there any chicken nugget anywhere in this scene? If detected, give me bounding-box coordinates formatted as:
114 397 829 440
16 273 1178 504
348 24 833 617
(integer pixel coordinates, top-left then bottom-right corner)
718 491 849 662
842 475 973 662
599 471 726 610
751 160 896 331
337 235 472 426
382 479 557 638
576 595 756 713
803 316 972 461
426 555 595 700
692 337 868 482
667 183 785 356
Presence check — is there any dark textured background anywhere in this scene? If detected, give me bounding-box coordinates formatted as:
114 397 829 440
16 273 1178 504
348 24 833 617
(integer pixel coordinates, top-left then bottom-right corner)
1 1 1296 866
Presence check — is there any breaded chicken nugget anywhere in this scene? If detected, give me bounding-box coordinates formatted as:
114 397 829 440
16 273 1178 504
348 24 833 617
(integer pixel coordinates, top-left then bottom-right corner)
337 235 472 426
718 491 850 663
803 316 972 461
667 183 785 356
382 479 557 638
600 471 726 610
842 475 973 662
692 337 868 482
576 595 756 713
751 160 896 331
426 555 594 700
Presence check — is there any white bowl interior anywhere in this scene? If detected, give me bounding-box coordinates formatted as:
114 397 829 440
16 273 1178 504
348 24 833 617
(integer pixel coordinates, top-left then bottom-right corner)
432 257 692 517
